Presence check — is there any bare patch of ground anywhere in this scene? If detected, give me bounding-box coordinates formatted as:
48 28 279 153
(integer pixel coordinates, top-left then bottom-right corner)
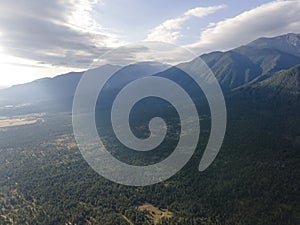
138 203 173 225
54 134 78 150
0 114 44 128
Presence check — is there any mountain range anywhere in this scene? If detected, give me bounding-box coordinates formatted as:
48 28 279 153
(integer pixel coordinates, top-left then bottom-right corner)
0 33 299 114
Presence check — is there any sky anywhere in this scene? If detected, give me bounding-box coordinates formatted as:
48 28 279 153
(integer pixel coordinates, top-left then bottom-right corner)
0 0 299 88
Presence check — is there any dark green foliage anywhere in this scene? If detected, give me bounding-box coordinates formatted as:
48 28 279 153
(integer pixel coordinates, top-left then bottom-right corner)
1 87 299 224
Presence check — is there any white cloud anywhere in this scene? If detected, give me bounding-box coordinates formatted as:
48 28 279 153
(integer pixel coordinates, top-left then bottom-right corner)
189 0 300 54
184 5 226 17
67 0 102 32
146 5 226 43
0 0 121 87
67 0 109 35
0 0 120 68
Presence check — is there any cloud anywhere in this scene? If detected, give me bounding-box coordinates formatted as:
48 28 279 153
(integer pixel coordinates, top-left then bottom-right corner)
146 5 226 43
0 0 119 68
184 5 226 17
189 0 300 54
94 42 196 67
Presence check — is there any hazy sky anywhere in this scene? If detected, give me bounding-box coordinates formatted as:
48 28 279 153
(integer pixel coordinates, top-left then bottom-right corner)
0 0 299 87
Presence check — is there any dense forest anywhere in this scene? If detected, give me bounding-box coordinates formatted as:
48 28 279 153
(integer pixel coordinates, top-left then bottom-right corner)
0 91 299 224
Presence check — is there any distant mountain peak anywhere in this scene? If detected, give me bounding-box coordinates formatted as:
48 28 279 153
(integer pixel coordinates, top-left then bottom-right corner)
248 33 300 57
284 33 300 46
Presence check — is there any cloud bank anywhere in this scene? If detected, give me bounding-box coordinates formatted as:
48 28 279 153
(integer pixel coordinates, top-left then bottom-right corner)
0 0 118 68
189 0 300 54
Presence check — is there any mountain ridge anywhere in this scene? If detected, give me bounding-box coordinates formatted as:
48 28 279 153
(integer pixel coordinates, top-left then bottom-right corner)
0 33 299 114
247 33 300 57
200 34 300 91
